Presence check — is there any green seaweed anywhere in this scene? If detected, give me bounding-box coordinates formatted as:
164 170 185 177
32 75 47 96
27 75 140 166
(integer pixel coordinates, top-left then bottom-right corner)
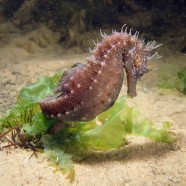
177 67 186 94
0 71 175 178
159 67 186 95
0 72 63 130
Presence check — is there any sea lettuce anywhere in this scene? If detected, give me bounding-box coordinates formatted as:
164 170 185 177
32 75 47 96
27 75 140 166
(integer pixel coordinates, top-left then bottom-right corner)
0 71 175 178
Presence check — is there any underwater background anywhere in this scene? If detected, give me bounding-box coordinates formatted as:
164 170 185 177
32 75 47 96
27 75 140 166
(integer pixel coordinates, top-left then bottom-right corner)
0 0 186 186
0 0 186 53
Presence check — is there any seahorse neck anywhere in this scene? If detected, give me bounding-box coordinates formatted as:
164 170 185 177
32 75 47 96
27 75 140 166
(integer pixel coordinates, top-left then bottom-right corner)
92 33 139 64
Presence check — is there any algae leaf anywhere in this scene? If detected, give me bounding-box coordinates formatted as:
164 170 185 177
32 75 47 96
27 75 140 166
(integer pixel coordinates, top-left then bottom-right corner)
81 97 126 150
0 71 175 177
41 134 75 181
17 72 63 106
119 102 174 143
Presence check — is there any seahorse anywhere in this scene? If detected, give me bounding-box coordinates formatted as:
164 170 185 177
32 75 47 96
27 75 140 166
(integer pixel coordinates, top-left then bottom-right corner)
39 26 162 122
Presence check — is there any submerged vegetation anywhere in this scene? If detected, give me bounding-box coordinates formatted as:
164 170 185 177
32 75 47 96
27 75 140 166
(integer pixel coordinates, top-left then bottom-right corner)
159 67 186 95
177 68 186 94
0 71 174 179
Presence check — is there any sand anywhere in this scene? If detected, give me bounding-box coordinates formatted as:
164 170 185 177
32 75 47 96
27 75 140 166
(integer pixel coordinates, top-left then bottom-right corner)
0 31 186 186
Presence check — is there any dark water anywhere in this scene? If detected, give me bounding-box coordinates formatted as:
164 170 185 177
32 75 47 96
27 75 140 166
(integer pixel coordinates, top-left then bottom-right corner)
0 0 185 53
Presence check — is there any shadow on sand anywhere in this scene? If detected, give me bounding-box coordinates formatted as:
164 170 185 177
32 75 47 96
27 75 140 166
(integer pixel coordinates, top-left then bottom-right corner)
80 134 184 165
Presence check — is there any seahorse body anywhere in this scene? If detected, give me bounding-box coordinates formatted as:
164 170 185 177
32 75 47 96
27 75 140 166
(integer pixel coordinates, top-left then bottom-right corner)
39 28 161 121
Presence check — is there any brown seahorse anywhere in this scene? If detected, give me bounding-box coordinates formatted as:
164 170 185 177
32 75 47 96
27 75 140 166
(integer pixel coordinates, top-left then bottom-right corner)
39 26 162 122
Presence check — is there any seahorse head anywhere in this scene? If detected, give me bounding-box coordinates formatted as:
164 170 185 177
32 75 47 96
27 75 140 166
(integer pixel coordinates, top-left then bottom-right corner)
123 39 162 97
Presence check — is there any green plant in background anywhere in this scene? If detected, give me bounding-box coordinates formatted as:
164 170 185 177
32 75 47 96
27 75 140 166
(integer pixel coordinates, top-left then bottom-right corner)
0 71 175 180
177 67 186 94
159 66 186 95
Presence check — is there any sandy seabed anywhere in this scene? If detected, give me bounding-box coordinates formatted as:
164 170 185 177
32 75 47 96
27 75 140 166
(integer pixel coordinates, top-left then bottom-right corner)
0 33 186 186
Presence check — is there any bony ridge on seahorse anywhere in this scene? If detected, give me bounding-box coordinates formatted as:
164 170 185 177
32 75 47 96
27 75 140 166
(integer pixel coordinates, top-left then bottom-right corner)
39 25 162 122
